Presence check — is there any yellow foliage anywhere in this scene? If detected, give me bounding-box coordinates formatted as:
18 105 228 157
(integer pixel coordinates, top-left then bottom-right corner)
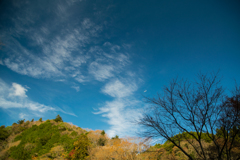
50 145 65 158
90 137 149 160
72 134 91 160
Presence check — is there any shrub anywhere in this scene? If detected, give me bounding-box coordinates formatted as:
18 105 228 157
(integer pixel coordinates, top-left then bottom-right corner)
0 126 10 141
101 130 105 136
58 126 66 131
39 118 42 122
112 135 119 139
162 143 175 154
70 131 78 137
54 115 63 122
154 143 162 148
17 119 25 124
97 138 106 146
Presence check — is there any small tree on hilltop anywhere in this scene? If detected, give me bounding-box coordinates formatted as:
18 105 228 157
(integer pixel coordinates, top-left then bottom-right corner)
17 119 25 124
112 135 119 139
54 114 63 122
101 130 105 136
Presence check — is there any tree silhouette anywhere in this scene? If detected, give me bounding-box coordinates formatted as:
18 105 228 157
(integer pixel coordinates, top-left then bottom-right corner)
54 115 63 122
138 72 240 160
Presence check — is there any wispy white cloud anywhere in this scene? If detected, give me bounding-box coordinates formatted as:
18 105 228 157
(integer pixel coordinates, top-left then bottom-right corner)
89 62 115 81
71 85 80 92
0 79 76 118
101 79 137 98
95 78 143 138
96 98 143 138
88 44 130 82
1 1 133 87
19 113 28 119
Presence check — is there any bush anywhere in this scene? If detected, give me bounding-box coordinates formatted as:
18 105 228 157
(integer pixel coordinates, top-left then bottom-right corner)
97 138 106 146
112 135 119 139
154 143 162 148
163 143 175 153
101 130 105 136
54 115 63 122
17 119 25 124
70 131 78 137
39 118 42 122
0 126 10 141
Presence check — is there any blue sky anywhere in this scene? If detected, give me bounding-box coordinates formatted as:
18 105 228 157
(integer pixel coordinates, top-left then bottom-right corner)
0 0 240 138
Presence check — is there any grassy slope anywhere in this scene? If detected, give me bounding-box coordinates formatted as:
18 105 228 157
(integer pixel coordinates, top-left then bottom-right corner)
0 120 86 160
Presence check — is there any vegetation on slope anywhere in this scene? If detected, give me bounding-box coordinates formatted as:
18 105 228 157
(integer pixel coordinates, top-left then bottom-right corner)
0 114 240 160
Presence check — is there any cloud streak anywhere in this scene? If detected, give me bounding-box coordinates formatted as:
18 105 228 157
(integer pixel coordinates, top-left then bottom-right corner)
0 79 76 118
95 78 143 138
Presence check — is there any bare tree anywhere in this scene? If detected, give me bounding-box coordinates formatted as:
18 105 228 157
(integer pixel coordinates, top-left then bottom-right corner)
138 72 240 160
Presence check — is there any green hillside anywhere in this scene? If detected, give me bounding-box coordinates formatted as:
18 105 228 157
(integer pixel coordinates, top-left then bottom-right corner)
0 116 88 160
0 116 240 160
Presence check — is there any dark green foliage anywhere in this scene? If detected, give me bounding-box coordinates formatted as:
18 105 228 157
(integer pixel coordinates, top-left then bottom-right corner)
154 143 162 148
10 121 78 159
162 143 175 154
17 119 25 124
58 126 66 131
112 135 119 139
39 117 42 122
166 131 212 144
70 131 78 137
59 134 76 153
54 114 63 122
68 128 73 131
0 125 10 141
31 119 34 122
101 130 105 136
97 138 106 146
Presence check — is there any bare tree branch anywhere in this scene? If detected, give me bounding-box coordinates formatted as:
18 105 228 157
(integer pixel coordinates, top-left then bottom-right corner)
137 72 240 160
